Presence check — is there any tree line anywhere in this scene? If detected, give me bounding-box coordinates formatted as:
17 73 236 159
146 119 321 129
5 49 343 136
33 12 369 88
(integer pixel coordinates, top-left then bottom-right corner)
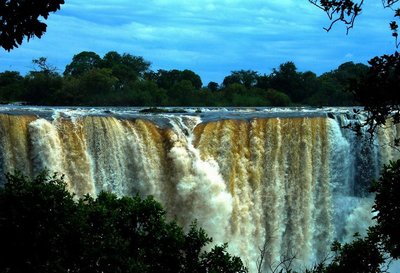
0 51 368 107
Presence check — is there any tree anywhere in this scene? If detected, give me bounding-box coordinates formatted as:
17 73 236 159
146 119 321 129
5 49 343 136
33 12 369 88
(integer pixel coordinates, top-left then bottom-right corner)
269 62 303 102
0 0 65 51
155 69 177 89
370 160 400 259
32 57 58 75
323 236 385 273
207 81 220 92
0 171 247 273
23 58 62 104
64 51 102 77
222 73 241 87
122 80 167 106
310 1 400 136
78 68 118 105
309 0 399 47
0 172 78 273
306 62 367 106
181 69 203 89
200 244 247 273
223 70 259 89
0 71 25 102
222 82 247 101
303 235 385 273
58 77 83 105
350 53 400 135
102 51 123 68
255 74 271 90
265 89 291 106
104 52 151 84
155 69 202 90
120 53 151 79
299 71 319 103
168 80 197 105
332 62 368 85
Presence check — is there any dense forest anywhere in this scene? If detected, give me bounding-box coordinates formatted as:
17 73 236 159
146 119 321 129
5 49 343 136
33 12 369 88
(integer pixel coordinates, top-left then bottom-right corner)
0 51 368 107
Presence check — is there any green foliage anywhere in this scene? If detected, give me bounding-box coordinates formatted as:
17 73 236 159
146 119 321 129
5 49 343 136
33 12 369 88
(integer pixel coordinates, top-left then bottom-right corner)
323 237 385 273
223 73 241 87
265 89 291 106
220 83 245 104
307 62 367 106
0 172 247 273
370 159 400 258
0 71 25 102
301 235 386 273
223 70 259 89
102 51 123 68
23 59 63 105
0 172 77 273
77 68 118 105
201 244 248 273
351 52 400 135
64 51 102 77
332 62 368 86
123 80 168 106
181 69 203 90
156 69 202 90
168 80 197 106
269 62 303 102
0 0 64 51
105 52 151 86
57 77 84 105
207 81 219 92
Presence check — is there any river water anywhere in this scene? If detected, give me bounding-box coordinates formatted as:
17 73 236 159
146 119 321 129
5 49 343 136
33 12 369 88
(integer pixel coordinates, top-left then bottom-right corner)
0 106 398 272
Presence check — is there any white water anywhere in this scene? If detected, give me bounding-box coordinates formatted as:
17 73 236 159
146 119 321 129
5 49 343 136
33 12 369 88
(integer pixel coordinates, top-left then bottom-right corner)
0 107 398 272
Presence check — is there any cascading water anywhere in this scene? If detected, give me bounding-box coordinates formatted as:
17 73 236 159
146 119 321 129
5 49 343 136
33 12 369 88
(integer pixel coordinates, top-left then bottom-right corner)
0 106 398 272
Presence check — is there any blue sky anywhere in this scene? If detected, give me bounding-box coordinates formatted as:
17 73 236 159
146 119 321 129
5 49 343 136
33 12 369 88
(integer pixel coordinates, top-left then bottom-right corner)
0 0 397 84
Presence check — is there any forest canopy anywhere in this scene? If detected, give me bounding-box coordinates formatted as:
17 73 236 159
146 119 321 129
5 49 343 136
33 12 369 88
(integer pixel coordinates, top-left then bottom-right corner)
0 51 368 107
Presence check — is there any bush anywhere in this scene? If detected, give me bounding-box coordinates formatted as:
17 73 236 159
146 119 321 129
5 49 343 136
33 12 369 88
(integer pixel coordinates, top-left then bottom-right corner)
370 160 400 259
0 172 247 273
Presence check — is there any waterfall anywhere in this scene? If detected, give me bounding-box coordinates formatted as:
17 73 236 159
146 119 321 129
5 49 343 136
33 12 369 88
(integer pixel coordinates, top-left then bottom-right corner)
0 107 395 272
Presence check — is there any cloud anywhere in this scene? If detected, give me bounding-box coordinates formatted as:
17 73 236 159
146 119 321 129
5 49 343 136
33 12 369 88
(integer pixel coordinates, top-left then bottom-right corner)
0 0 397 84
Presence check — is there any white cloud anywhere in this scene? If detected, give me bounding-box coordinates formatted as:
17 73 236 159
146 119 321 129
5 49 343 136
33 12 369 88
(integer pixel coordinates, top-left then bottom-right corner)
0 0 397 83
